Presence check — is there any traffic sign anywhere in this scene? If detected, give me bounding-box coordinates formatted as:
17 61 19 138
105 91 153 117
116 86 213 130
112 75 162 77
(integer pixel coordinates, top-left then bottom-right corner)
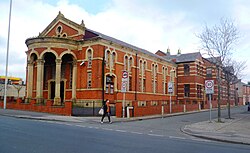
122 71 128 79
121 82 127 92
121 71 128 93
205 80 214 94
168 82 173 93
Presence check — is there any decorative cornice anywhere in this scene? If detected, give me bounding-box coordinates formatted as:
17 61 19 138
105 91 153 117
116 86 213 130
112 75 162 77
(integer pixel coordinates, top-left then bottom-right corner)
39 11 85 37
26 36 80 45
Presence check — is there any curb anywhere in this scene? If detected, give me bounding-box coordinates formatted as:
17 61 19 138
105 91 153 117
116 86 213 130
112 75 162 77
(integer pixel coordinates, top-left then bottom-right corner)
180 125 250 145
0 108 218 124
0 113 81 123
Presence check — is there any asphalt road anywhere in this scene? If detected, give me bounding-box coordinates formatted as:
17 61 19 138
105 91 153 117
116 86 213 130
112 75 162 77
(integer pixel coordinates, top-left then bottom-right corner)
0 106 250 153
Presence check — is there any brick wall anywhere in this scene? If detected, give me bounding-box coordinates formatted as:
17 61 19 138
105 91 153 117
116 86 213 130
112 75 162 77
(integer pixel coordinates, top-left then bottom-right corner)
115 100 207 118
0 99 72 116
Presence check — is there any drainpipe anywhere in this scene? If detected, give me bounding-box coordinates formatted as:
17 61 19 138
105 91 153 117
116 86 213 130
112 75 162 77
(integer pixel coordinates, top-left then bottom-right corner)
102 48 105 105
135 53 138 100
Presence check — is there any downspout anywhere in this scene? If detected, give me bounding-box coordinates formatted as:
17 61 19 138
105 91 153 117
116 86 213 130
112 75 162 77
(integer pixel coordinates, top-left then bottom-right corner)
102 47 105 105
135 53 138 100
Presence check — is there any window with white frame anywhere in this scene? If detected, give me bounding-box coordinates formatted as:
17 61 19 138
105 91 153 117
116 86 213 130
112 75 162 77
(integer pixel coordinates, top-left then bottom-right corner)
129 57 133 72
105 75 114 94
143 61 146 92
111 52 116 69
87 49 92 68
162 66 168 94
139 60 143 75
124 56 128 71
152 64 157 93
105 50 111 68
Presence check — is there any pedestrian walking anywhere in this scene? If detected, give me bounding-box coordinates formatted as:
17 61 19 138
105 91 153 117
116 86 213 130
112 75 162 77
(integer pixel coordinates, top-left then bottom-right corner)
101 99 112 124
248 102 250 111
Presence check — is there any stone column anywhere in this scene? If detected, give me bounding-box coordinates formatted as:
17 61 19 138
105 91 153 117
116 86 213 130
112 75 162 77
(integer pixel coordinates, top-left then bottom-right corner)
26 60 34 100
72 60 77 102
36 59 44 104
54 59 62 105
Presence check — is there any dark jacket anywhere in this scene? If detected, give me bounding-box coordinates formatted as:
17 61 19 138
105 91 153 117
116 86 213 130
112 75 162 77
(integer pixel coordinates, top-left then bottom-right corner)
103 102 110 113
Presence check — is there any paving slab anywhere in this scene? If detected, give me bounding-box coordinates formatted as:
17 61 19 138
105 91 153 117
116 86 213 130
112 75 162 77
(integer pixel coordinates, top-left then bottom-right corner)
182 112 250 145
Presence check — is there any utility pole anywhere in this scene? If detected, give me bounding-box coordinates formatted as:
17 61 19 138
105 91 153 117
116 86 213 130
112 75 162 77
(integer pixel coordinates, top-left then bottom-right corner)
3 0 12 109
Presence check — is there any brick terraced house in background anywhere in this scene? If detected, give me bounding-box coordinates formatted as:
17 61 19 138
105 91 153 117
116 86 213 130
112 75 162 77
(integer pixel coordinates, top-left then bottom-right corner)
0 12 245 117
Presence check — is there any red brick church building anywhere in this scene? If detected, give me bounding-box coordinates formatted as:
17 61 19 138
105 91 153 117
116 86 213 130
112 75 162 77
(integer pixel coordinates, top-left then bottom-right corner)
24 12 181 116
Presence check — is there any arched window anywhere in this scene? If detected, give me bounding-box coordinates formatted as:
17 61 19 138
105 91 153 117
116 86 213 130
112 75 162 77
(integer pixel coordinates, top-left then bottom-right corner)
124 56 128 71
87 49 92 68
111 52 116 69
143 61 146 92
162 66 168 94
106 50 111 68
155 65 158 93
143 61 147 73
151 64 158 93
165 67 168 76
129 57 133 72
105 75 114 94
139 60 142 75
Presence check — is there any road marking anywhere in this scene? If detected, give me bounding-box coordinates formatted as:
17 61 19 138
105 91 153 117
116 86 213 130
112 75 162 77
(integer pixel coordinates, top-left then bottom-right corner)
75 125 86 128
102 128 114 131
65 123 74 126
169 136 186 140
115 129 127 133
148 134 164 137
130 131 143 135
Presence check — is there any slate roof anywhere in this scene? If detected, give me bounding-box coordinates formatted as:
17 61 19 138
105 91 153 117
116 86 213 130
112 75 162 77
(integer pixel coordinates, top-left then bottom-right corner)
84 28 175 64
165 52 201 63
205 57 222 64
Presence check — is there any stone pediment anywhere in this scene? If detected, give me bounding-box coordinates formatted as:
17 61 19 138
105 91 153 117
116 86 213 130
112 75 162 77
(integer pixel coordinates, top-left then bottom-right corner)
39 11 85 40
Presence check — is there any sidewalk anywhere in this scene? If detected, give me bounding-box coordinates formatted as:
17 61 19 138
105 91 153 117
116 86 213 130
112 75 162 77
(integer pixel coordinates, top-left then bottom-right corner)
1 108 250 145
182 111 250 145
0 108 209 123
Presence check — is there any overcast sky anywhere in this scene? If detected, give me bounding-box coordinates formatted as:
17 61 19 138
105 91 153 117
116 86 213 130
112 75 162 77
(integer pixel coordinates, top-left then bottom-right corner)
0 0 249 83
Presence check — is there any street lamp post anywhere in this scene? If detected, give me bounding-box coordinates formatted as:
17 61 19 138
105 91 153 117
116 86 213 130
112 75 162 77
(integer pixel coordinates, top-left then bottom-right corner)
3 0 12 109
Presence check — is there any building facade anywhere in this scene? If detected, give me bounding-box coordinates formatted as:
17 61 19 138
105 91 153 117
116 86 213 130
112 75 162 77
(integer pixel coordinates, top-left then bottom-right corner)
156 51 208 109
23 12 178 116
1 12 245 116
156 50 240 110
243 83 250 105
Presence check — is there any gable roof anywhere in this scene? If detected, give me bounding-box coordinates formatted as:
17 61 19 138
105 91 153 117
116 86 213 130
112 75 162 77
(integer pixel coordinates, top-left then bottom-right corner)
205 56 222 65
84 28 175 64
37 12 175 65
39 11 85 37
165 52 202 63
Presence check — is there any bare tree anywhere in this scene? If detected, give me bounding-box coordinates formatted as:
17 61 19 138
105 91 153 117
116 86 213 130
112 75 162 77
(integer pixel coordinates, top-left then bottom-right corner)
12 84 23 99
223 59 246 119
197 18 239 122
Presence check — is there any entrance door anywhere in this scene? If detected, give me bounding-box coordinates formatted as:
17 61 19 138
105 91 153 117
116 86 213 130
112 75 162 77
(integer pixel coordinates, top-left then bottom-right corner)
60 81 64 103
50 81 55 99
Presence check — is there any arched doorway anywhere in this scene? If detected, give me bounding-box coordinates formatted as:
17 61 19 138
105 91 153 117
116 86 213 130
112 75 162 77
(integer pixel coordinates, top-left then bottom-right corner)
43 52 57 103
50 81 55 99
26 53 38 101
61 53 75 102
